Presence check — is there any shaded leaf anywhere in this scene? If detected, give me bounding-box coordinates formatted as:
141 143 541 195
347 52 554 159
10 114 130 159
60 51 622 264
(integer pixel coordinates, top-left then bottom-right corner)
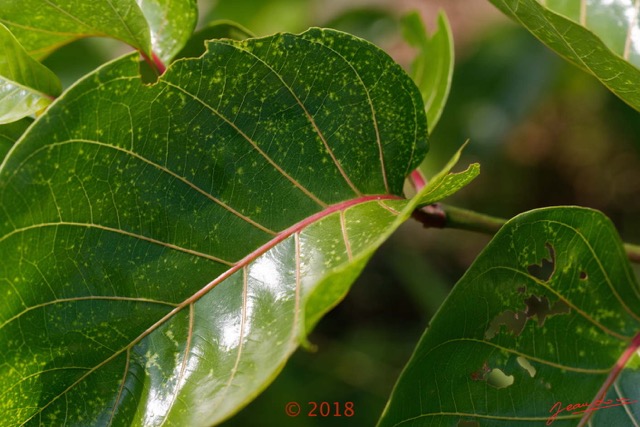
488 0 640 112
0 0 151 59
0 29 475 426
0 23 61 123
136 0 198 63
379 207 640 426
402 11 454 134
0 117 31 160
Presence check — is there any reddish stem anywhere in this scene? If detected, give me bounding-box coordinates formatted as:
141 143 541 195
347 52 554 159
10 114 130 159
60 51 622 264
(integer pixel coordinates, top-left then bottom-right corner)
410 169 427 192
141 50 166 76
578 331 640 426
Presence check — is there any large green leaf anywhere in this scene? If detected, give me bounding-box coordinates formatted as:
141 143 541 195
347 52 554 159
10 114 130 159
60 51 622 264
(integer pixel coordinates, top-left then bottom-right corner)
488 0 640 112
0 0 151 59
0 29 478 426
0 23 61 124
402 11 454 134
0 118 31 160
379 207 640 426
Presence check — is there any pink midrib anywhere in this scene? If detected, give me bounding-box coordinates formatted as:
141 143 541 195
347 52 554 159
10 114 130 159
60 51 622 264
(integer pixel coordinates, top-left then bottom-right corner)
578 331 640 426
133 193 403 344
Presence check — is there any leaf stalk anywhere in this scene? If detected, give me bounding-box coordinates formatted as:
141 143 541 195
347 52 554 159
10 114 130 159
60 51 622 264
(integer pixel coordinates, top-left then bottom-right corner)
414 204 640 264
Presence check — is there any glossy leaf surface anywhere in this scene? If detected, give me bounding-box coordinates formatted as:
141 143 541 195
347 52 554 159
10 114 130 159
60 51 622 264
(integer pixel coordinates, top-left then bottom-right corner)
136 0 198 63
488 0 640 112
0 0 151 58
402 11 454 134
0 24 61 124
379 207 640 426
0 29 478 426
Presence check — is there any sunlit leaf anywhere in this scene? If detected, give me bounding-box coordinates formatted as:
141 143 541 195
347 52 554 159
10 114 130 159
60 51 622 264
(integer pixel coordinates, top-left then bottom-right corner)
402 11 454 134
0 29 479 426
0 23 61 124
0 0 152 58
379 207 640 426
488 0 640 112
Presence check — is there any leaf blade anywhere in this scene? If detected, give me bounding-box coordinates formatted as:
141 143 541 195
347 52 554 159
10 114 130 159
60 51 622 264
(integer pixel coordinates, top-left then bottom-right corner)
379 207 640 426
0 29 450 426
136 0 198 63
402 11 454 134
0 0 152 58
0 23 61 123
488 0 640 112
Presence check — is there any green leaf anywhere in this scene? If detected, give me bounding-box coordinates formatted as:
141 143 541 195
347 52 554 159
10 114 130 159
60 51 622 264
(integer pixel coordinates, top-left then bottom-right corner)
402 11 454 134
379 207 640 426
0 23 61 124
137 0 198 63
0 29 478 426
488 0 640 112
0 118 31 160
415 141 479 206
0 0 152 59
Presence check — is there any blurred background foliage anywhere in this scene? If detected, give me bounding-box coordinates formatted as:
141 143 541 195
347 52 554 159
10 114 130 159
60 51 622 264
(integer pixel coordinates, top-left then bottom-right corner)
40 0 640 424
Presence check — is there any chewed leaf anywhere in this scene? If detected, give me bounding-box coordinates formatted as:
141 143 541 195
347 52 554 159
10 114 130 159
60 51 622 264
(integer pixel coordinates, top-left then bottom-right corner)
379 207 640 426
489 0 640 112
0 28 451 425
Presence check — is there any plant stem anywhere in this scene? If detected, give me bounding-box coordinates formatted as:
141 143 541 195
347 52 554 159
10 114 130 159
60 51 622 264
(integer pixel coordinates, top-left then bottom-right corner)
440 204 505 234
624 243 640 264
413 204 640 264
141 51 167 75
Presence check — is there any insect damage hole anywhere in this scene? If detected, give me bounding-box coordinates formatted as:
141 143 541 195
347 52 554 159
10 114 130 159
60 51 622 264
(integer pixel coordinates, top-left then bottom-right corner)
527 242 556 282
487 368 514 389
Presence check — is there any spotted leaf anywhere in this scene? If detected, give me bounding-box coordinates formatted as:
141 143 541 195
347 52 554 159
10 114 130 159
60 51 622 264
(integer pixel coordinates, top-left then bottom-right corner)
0 29 477 426
379 207 640 427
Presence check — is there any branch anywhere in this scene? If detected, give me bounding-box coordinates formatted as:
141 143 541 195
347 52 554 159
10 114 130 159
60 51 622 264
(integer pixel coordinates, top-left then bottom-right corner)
413 203 640 264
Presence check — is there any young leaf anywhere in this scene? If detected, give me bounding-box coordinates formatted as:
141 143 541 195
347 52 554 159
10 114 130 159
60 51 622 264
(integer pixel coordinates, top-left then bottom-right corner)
488 0 640 112
136 0 198 63
402 11 454 134
0 0 152 59
0 24 61 124
379 207 640 427
0 29 478 426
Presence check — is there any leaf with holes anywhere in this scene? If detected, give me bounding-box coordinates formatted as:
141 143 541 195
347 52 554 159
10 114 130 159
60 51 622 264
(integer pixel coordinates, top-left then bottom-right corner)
488 0 640 112
0 29 478 426
379 207 640 427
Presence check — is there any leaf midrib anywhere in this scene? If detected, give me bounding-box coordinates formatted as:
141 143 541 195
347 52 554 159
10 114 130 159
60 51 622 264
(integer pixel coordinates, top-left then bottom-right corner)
21 193 403 423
